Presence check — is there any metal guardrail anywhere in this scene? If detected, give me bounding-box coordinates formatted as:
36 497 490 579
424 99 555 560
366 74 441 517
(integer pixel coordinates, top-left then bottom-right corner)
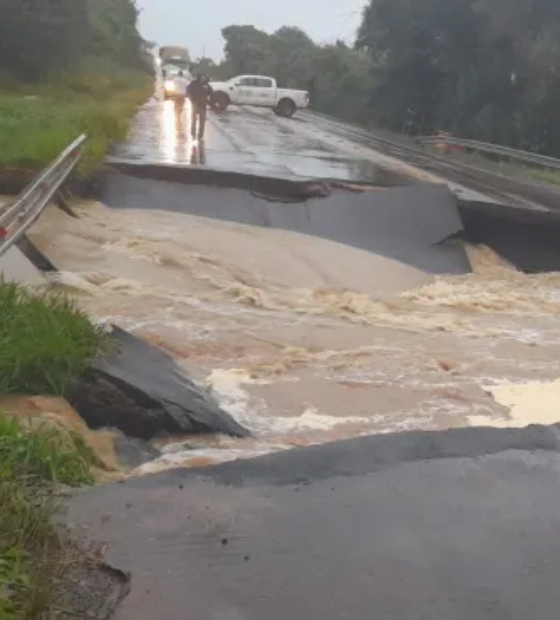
302 111 560 209
415 135 560 171
0 134 87 259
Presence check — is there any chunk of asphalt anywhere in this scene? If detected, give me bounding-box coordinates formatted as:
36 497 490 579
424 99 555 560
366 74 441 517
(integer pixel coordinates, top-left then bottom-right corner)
66 326 250 440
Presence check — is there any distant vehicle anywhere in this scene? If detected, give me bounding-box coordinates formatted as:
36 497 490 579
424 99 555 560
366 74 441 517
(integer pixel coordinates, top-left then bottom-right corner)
162 67 193 100
209 75 309 118
159 45 191 71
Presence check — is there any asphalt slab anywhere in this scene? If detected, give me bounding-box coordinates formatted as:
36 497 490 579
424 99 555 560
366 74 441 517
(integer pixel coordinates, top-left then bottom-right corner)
68 424 560 620
99 175 470 275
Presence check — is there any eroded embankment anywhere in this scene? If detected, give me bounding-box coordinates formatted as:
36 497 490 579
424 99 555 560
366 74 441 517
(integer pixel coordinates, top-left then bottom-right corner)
15 172 560 474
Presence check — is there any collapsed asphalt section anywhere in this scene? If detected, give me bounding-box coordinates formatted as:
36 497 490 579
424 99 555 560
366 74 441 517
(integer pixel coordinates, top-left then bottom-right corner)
458 200 560 273
99 164 560 274
65 325 250 440
67 423 560 620
0 244 45 284
100 166 470 275
9 164 560 619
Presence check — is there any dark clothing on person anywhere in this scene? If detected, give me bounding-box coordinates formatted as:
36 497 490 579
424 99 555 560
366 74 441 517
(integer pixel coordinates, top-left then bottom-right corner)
187 79 213 139
187 79 213 106
191 103 207 140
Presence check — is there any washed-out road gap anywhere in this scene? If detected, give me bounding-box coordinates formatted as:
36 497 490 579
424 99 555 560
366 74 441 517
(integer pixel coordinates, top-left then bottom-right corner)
28 94 560 457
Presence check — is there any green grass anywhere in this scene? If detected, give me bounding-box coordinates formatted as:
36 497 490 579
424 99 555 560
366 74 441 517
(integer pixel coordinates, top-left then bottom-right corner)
0 63 151 176
0 411 96 619
0 279 106 618
0 280 107 395
0 60 133 619
422 143 560 189
516 165 560 187
0 412 95 485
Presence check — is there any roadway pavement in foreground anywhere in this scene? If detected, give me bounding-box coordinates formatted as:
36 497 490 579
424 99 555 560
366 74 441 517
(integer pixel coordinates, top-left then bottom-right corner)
69 426 560 620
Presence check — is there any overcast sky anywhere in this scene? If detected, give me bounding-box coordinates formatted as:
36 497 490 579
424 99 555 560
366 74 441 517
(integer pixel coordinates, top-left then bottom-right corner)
137 0 366 60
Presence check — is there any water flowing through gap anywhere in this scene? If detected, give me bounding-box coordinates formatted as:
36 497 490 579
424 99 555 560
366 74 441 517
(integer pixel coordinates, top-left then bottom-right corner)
26 201 560 475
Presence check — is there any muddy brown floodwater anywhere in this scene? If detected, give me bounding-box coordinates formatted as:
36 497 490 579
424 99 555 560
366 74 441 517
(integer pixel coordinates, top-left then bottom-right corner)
28 201 560 475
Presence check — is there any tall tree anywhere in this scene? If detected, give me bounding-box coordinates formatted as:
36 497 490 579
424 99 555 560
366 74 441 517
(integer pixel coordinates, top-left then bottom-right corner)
357 0 480 132
221 25 271 75
0 0 142 81
0 0 90 79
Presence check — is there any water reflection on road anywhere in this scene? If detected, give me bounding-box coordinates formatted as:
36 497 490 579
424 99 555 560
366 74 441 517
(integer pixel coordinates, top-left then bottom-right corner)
111 98 405 183
161 100 206 165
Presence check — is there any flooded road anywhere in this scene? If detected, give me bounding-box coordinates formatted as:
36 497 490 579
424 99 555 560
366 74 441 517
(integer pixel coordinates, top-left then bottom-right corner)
29 194 560 474
22 98 560 473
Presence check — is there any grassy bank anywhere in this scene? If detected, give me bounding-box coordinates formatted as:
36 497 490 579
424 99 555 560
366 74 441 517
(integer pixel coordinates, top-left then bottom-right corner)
0 64 151 178
0 280 106 618
0 280 107 395
0 411 96 619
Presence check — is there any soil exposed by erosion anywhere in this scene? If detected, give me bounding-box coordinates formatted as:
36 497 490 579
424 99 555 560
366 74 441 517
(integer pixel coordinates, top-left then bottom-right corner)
0 395 121 476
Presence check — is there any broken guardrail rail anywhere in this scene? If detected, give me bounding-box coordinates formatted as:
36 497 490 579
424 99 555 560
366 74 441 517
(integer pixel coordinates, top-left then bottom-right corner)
416 135 560 171
0 134 86 259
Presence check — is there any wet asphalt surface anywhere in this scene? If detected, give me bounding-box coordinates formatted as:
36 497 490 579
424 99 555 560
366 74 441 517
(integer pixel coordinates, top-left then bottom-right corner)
108 96 560 209
67 98 560 619
110 98 400 184
69 426 560 620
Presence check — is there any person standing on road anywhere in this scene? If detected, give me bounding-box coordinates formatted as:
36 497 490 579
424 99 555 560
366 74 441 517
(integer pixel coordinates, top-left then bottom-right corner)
187 73 213 140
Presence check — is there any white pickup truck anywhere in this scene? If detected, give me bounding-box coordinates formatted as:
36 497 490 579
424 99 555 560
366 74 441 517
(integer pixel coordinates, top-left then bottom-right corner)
209 75 309 118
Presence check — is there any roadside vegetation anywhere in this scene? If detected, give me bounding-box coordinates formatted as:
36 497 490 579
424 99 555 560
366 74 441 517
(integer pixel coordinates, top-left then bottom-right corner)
198 0 560 159
0 280 106 396
0 3 145 616
0 65 151 176
0 411 96 620
422 143 560 188
0 280 107 619
0 0 152 176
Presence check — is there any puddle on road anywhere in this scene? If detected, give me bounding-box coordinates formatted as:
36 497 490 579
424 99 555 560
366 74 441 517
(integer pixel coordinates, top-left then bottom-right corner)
27 202 560 475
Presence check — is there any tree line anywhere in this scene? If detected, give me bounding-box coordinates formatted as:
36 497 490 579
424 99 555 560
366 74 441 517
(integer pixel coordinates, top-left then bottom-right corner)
204 0 560 155
0 0 143 81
